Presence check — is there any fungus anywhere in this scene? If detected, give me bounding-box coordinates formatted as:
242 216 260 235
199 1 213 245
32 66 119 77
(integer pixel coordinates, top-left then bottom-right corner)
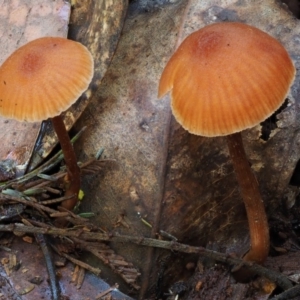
0 37 94 211
158 22 295 265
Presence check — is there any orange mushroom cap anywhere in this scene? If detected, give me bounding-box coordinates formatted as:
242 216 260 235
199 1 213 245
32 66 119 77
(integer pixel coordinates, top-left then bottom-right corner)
158 22 296 137
0 37 94 122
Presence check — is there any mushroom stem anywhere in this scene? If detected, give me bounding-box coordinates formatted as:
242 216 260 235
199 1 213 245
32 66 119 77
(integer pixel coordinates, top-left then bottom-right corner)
51 115 80 211
226 132 269 264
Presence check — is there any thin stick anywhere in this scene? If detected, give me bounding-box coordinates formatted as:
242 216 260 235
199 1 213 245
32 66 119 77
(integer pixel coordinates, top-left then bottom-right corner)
51 244 101 276
0 223 292 291
22 218 60 300
95 284 119 300
40 195 72 205
269 284 300 300
0 126 86 190
35 233 61 300
0 194 69 215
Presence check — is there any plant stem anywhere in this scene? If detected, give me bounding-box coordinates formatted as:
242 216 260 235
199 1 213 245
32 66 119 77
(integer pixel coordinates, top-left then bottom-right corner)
51 115 80 211
226 132 269 264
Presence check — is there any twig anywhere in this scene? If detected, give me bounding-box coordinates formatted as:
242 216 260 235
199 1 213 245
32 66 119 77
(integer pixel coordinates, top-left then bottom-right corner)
270 284 300 300
40 195 74 206
23 219 60 300
57 206 92 224
0 127 86 190
36 233 61 300
0 223 293 291
51 244 101 276
25 171 66 190
95 283 119 299
71 265 85 289
0 194 60 215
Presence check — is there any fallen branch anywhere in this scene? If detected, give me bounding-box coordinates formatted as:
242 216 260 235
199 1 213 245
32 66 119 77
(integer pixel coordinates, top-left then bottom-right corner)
0 223 293 291
51 244 101 276
269 283 300 300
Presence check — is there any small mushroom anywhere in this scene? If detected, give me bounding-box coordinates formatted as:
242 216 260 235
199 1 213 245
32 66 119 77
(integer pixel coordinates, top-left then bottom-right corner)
0 37 94 211
158 22 295 265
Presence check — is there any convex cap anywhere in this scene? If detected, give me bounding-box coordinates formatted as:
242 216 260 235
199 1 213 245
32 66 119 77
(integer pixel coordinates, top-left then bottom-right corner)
159 22 296 137
0 37 94 122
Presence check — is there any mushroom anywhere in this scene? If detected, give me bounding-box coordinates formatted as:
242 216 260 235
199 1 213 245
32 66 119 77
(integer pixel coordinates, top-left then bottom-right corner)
158 22 295 265
0 37 94 211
